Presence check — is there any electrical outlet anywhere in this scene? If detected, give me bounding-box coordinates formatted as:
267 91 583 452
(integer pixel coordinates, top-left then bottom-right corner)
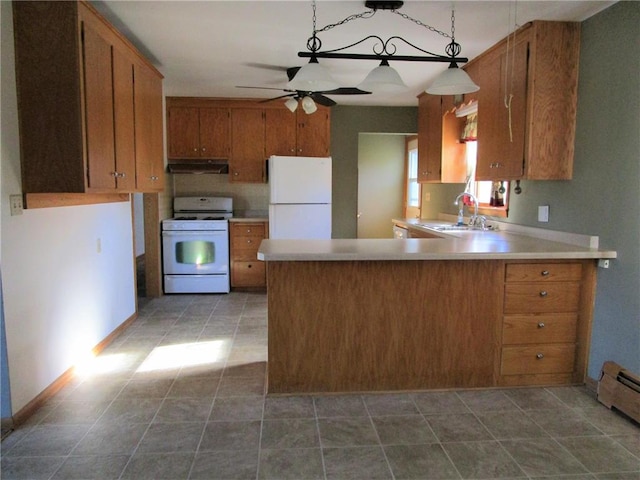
537 205 549 222
10 195 23 216
598 259 610 269
424 192 431 202
96 238 102 254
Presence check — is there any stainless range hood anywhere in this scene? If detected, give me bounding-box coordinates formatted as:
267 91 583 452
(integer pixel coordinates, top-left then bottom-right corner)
167 159 229 174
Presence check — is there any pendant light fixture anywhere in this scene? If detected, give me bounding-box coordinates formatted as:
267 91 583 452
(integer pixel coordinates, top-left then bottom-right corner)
357 59 407 94
295 1 478 96
425 8 479 95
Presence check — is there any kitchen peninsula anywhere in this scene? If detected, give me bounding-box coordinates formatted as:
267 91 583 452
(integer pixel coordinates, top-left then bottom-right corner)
258 225 616 394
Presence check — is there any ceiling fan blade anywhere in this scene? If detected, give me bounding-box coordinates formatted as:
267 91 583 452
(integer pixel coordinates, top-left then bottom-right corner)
286 66 301 81
310 93 337 107
259 93 296 103
244 62 289 73
319 87 372 95
236 85 295 92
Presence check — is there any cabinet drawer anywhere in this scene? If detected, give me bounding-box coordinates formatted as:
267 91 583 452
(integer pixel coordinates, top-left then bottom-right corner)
505 263 582 283
231 223 265 237
232 261 265 287
504 282 580 314
502 314 578 345
501 344 576 375
232 236 262 254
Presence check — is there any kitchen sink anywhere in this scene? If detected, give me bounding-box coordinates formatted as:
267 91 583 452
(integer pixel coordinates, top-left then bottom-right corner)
416 223 497 232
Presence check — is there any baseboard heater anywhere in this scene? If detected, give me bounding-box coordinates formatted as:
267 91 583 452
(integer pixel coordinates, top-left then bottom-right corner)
597 361 640 423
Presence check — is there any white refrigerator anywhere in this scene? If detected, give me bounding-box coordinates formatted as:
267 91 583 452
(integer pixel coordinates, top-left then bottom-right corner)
268 155 332 239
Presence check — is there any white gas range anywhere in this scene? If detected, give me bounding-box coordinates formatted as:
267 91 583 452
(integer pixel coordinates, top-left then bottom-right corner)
162 197 233 294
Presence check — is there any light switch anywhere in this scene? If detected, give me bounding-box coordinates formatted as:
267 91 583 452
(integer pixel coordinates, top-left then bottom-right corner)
538 205 549 222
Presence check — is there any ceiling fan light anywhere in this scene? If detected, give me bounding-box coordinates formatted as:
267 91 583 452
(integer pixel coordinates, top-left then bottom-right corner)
287 59 340 92
357 60 407 94
426 63 479 95
301 96 317 114
284 97 299 112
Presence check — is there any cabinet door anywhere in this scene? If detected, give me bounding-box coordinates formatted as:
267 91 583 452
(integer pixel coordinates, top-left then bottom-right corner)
265 109 297 156
167 107 200 158
81 14 116 190
296 108 330 157
417 94 442 183
133 62 164 191
112 45 136 191
441 95 467 183
476 39 528 180
199 108 230 159
230 108 266 183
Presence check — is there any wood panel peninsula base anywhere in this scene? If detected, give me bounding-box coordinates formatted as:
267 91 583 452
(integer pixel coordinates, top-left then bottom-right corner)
259 236 614 395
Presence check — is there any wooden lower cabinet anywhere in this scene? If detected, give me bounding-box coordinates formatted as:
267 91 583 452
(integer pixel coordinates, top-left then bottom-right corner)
230 221 268 288
498 261 595 387
266 258 597 394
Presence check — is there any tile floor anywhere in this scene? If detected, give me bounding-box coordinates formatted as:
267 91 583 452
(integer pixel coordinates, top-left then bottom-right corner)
1 292 638 479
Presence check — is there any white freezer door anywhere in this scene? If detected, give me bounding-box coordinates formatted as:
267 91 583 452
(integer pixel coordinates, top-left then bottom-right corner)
269 156 331 204
269 204 331 239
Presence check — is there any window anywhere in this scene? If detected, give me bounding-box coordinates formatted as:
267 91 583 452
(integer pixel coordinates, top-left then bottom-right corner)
404 136 421 218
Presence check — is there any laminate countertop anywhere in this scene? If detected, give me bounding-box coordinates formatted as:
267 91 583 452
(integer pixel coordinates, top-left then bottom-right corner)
257 219 617 262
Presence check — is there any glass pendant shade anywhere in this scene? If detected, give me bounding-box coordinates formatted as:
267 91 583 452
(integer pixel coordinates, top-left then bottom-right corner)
284 97 299 112
426 63 479 95
287 58 340 92
357 60 407 93
301 96 317 114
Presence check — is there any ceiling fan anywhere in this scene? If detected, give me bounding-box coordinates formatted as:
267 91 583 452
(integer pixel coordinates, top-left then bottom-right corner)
236 66 371 111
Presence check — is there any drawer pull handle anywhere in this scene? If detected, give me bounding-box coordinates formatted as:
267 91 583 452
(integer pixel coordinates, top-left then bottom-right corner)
541 270 550 276
537 322 545 328
539 291 548 297
536 353 544 359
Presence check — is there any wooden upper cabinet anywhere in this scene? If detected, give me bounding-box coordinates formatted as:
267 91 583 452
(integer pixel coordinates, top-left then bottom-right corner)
475 21 580 180
417 93 466 184
13 1 164 196
230 108 266 183
112 44 136 192
265 109 297 156
82 10 118 190
200 108 230 159
167 107 201 158
296 107 331 157
133 62 164 191
166 98 332 183
167 107 230 159
417 93 442 183
475 36 528 180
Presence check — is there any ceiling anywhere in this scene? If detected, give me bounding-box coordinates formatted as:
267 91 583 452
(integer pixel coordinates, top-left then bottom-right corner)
92 0 615 107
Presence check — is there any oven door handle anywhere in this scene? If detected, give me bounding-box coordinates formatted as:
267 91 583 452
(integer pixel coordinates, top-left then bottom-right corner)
162 230 227 237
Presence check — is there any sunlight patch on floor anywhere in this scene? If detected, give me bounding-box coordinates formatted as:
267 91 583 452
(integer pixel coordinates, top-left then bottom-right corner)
136 340 230 373
74 352 132 378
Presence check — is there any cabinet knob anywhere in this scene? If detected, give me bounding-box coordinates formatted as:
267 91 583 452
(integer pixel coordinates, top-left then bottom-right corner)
246 229 252 233
119 172 126 178
201 147 206 152
539 291 548 297
233 172 239 176
193 148 198 152
247 239 252 244
248 264 252 269
537 322 545 328
150 176 159 181
536 353 544 359
541 270 550 276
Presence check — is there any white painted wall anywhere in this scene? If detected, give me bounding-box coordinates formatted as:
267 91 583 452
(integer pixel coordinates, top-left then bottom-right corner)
1 2 136 413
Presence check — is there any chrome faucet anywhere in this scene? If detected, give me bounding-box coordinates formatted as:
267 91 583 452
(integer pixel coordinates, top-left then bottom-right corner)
454 192 479 226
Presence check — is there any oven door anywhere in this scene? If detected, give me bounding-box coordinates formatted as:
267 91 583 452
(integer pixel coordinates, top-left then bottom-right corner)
162 230 229 275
